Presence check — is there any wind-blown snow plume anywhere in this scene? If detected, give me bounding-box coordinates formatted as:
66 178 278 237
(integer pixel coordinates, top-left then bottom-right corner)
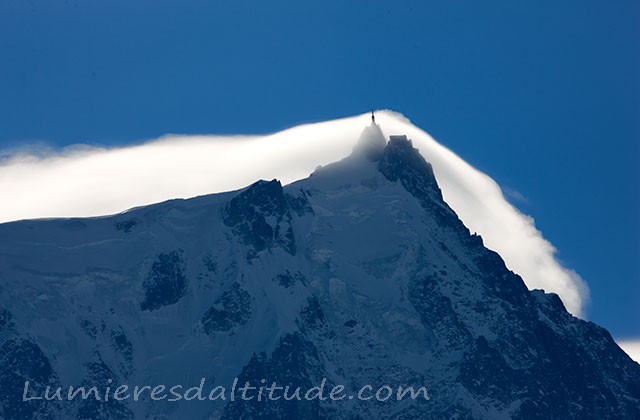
0 111 588 315
618 340 640 364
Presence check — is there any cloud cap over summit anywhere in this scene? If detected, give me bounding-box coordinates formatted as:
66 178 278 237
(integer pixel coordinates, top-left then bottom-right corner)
0 110 588 316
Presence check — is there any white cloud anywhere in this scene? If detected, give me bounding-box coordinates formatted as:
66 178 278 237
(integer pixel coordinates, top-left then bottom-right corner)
0 110 588 316
617 340 640 363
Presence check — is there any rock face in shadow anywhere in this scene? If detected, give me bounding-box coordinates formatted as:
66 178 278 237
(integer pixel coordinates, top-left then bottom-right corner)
223 179 297 258
201 283 254 335
140 250 188 311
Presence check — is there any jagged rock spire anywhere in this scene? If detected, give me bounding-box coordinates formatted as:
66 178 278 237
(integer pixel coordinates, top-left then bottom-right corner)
354 112 386 160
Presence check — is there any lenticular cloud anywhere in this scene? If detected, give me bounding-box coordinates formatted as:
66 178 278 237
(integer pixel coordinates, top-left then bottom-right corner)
0 110 589 316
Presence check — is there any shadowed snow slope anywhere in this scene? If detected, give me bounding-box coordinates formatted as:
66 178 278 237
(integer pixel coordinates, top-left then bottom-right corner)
0 111 587 315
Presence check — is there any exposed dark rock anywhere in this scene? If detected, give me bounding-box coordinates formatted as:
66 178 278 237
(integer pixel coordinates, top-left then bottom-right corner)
115 219 138 234
201 283 254 335
274 270 306 288
0 307 13 333
76 360 134 420
203 254 218 273
343 319 357 328
223 179 296 257
221 333 327 420
0 337 60 420
286 189 315 217
110 327 133 379
79 319 97 340
140 250 188 311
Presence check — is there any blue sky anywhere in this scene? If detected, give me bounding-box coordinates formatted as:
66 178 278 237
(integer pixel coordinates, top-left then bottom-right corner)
0 1 638 338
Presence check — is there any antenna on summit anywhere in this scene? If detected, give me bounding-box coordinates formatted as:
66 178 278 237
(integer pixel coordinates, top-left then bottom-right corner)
371 110 375 124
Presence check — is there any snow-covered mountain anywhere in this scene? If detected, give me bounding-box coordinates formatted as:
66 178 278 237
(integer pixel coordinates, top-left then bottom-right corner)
0 123 638 419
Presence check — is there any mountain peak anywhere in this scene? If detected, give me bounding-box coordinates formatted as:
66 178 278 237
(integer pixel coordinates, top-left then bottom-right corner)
0 124 638 419
378 133 445 212
353 120 386 160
